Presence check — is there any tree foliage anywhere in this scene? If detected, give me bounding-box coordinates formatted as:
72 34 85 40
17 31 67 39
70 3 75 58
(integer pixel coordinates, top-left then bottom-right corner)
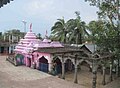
51 12 89 44
51 18 69 43
85 0 120 31
67 11 89 44
85 0 120 57
4 29 24 42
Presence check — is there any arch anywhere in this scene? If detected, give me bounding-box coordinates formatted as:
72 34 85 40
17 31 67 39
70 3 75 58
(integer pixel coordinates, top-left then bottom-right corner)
53 57 62 74
78 59 92 72
65 59 74 72
15 54 24 65
39 56 48 73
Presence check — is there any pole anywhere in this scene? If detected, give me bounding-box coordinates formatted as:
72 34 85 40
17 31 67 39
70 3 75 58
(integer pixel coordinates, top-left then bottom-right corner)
22 20 27 33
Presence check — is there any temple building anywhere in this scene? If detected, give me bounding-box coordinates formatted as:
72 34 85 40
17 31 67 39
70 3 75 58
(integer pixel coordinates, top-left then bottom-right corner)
14 29 65 73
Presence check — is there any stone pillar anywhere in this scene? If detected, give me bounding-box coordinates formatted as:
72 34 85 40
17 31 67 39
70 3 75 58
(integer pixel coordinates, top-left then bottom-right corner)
49 55 53 73
9 35 11 43
31 57 34 69
109 62 113 82
61 58 65 79
73 55 78 83
92 59 97 88
31 55 37 69
9 46 11 54
4 35 6 41
12 35 14 43
102 65 106 85
49 63 53 72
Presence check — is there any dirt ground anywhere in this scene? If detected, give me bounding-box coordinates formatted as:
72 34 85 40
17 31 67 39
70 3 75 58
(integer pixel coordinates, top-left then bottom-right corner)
64 64 120 88
0 56 86 88
0 56 119 88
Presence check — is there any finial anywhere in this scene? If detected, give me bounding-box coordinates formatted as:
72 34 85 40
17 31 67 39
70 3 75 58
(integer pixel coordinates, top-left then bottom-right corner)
45 30 48 38
30 23 32 32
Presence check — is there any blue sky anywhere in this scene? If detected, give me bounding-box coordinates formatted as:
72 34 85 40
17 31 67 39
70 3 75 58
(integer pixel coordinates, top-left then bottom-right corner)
0 0 98 36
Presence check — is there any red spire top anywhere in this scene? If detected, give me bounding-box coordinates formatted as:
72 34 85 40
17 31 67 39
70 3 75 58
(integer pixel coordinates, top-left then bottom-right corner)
45 30 48 38
30 23 32 32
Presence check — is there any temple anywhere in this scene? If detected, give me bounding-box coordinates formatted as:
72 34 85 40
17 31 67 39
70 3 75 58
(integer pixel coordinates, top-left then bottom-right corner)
14 27 65 73
8 26 113 86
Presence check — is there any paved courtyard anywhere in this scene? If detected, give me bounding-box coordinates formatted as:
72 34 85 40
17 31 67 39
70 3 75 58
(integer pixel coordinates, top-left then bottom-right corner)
0 56 120 88
0 56 86 88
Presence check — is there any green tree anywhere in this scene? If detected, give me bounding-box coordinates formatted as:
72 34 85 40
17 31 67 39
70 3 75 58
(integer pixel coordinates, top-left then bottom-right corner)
4 29 24 42
67 11 89 44
87 20 117 52
85 0 120 32
85 0 120 51
51 18 68 43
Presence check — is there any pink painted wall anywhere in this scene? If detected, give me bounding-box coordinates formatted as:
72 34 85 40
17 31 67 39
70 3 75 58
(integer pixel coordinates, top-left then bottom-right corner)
33 52 51 63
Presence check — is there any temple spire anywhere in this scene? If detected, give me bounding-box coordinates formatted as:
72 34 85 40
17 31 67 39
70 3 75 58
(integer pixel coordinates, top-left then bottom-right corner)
45 30 48 38
30 23 32 32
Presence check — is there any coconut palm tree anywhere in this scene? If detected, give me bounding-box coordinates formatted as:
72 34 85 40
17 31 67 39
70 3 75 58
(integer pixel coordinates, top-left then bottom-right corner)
51 18 68 43
67 11 89 44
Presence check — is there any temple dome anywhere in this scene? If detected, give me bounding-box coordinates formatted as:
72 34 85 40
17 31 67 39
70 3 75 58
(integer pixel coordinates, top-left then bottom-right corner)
24 31 37 39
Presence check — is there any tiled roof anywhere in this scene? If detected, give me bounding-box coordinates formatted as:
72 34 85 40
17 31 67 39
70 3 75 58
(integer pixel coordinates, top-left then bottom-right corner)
35 46 83 54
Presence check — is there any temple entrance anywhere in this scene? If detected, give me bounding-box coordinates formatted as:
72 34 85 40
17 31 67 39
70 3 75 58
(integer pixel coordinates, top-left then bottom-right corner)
53 58 62 74
39 56 48 73
65 59 74 72
15 54 24 65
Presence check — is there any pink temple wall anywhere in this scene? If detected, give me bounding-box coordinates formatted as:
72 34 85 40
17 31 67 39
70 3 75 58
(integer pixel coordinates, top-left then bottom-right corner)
23 52 52 69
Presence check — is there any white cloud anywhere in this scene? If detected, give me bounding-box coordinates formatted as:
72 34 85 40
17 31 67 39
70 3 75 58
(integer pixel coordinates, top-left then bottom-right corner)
24 0 54 16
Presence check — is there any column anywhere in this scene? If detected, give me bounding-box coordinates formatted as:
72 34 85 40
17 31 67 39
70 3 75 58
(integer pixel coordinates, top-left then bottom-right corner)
9 35 11 43
12 35 14 43
49 55 53 73
31 57 34 69
92 59 97 88
9 46 11 54
73 55 78 83
4 35 6 41
48 63 53 72
102 65 106 85
61 58 65 79
74 64 78 83
31 55 37 69
109 62 113 82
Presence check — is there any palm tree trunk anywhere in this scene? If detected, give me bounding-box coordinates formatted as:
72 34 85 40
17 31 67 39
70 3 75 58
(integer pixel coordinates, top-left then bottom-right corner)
79 33 82 44
64 31 67 43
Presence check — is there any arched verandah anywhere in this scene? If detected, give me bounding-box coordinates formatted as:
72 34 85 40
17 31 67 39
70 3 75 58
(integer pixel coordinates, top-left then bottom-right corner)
39 56 48 73
65 59 74 72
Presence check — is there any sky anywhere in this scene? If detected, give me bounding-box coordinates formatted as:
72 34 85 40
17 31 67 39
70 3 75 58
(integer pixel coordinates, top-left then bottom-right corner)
0 0 98 37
